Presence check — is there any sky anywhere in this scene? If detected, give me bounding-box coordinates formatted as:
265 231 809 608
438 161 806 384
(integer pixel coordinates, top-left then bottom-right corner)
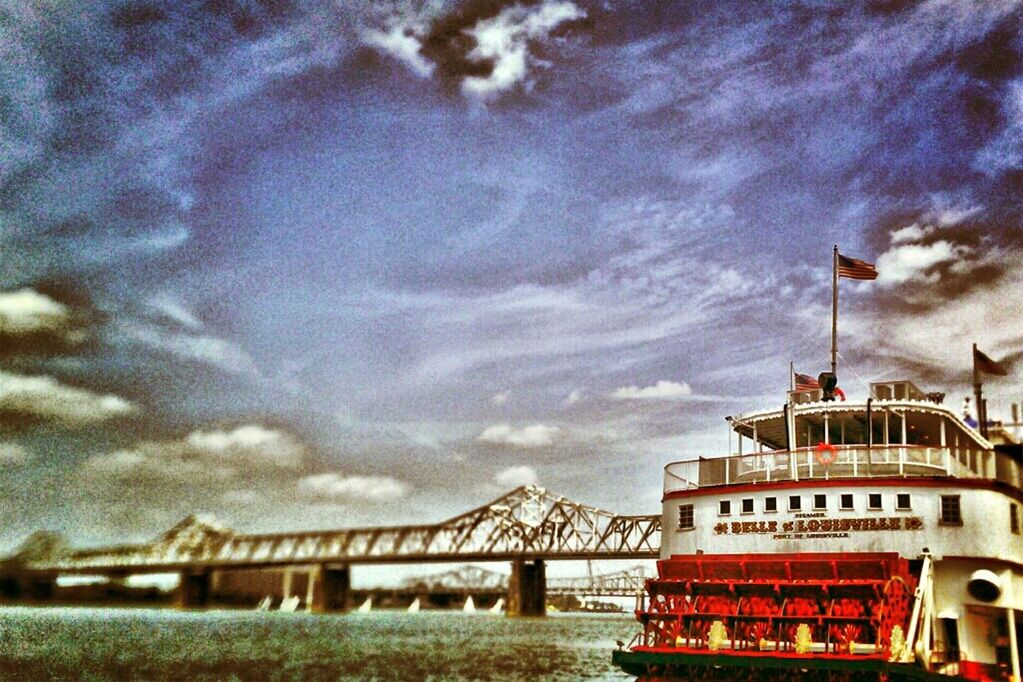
2 0 1023 567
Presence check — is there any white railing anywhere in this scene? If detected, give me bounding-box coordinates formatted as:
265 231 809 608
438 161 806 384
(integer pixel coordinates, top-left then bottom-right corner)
663 445 1022 494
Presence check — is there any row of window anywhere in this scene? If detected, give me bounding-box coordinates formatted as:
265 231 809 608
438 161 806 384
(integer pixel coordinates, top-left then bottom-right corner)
677 494 992 531
717 492 912 516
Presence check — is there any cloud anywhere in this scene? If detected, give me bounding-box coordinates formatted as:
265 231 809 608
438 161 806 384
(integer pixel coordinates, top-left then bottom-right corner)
478 423 560 448
460 1 586 99
890 223 935 245
82 424 306 485
118 317 259 377
0 289 73 336
0 443 31 466
491 390 510 405
862 262 1023 379
875 240 970 286
0 371 136 426
564 389 582 406
363 23 435 78
184 425 305 468
493 464 537 488
297 472 409 501
612 380 693 400
0 286 98 357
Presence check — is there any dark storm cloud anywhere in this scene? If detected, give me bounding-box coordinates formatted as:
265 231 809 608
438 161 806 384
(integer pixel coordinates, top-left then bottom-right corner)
420 0 517 80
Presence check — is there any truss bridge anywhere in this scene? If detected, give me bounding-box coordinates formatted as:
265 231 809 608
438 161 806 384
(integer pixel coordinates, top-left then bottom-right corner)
395 563 649 597
4 486 659 616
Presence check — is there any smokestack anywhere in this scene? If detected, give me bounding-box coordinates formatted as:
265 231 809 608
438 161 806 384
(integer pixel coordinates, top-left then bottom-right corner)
1013 402 1020 424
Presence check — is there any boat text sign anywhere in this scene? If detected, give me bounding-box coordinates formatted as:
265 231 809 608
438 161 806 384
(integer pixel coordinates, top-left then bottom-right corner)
713 512 924 541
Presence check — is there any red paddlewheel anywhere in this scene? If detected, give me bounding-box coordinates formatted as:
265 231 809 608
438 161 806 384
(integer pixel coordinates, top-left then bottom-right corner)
735 619 774 650
831 623 864 653
876 576 913 652
631 553 918 658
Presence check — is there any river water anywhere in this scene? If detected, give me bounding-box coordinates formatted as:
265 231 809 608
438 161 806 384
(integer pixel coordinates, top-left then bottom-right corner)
0 607 638 680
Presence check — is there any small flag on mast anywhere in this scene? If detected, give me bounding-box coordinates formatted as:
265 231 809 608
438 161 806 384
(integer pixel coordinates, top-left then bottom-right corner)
793 373 821 392
837 253 878 280
974 347 1009 376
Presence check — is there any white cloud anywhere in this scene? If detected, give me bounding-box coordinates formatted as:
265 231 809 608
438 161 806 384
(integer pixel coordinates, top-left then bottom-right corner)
298 472 409 501
863 260 1023 374
363 24 434 78
0 288 84 341
184 425 305 469
82 424 305 484
491 390 510 406
84 447 228 484
933 205 981 227
146 294 203 331
0 442 30 465
0 370 135 425
461 0 585 99
120 321 259 376
875 240 969 286
612 380 693 400
493 465 537 488
478 423 560 448
564 389 582 405
890 223 935 245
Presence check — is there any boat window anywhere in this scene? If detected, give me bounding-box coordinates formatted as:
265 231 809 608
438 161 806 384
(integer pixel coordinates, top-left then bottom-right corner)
764 497 777 513
1012 504 1019 535
840 493 854 510
940 495 962 526
896 493 911 511
718 500 731 516
678 504 694 531
813 494 826 510
868 493 883 510
788 495 801 511
741 498 754 514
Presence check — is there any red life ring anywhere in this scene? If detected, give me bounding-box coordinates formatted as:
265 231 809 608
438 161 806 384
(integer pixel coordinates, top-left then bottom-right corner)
815 442 838 465
835 387 846 401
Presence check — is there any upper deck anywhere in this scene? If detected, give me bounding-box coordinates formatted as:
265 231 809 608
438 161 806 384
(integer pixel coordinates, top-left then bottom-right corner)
664 382 1021 495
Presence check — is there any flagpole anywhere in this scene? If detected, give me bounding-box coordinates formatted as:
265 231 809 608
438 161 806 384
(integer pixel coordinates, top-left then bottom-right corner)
831 245 838 375
973 342 986 438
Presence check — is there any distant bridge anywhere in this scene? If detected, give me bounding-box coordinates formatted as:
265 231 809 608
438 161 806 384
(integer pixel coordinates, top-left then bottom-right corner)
5 486 660 615
397 563 649 597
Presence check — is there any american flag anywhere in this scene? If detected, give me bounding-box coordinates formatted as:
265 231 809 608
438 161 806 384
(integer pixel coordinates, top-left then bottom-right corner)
837 253 878 280
793 373 820 391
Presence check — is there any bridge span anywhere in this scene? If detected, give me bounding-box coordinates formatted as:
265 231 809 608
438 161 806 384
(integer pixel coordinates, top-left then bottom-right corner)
4 486 660 616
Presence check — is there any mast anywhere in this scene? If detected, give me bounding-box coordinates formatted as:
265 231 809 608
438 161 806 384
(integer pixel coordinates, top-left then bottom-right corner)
831 245 838 376
973 342 985 438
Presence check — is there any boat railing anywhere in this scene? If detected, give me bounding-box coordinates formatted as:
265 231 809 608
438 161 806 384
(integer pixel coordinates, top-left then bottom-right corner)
663 444 1022 493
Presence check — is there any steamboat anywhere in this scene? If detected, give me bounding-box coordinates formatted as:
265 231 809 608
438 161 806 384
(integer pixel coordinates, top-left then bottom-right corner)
613 250 1022 680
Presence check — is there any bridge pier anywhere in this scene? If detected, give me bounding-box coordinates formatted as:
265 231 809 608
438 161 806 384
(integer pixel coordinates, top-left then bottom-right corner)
507 559 546 617
16 572 57 601
309 563 351 613
176 569 211 609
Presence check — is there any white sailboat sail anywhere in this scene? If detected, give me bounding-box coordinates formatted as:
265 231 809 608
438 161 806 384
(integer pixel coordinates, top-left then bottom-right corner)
489 597 504 614
463 595 475 612
255 596 272 611
357 597 372 613
278 595 300 612
407 597 421 613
